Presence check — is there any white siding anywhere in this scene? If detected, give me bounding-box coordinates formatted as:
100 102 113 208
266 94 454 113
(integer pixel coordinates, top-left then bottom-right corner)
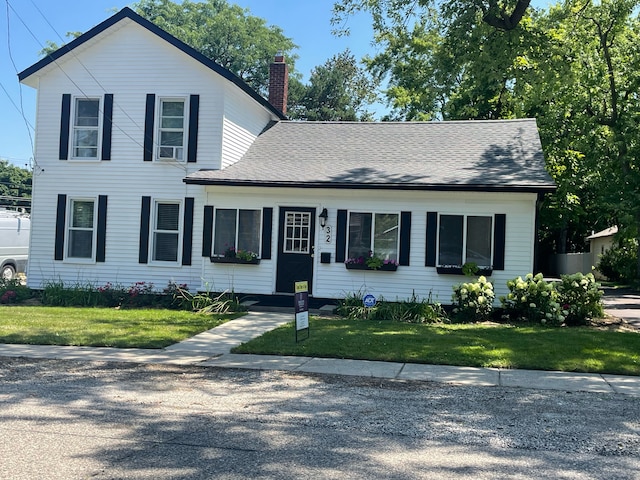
221 84 274 169
25 20 276 292
201 186 539 303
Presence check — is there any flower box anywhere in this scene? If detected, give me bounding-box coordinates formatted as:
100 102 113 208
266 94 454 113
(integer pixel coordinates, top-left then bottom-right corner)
210 256 260 265
436 266 492 276
345 263 398 271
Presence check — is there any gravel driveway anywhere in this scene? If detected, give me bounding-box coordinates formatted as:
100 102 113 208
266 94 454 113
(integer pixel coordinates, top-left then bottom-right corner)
1 357 639 479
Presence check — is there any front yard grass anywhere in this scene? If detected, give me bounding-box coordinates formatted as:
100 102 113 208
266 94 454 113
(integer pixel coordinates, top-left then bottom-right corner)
232 318 640 376
0 306 242 348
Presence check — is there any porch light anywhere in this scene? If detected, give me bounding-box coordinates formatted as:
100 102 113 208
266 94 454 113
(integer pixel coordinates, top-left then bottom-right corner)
318 208 328 228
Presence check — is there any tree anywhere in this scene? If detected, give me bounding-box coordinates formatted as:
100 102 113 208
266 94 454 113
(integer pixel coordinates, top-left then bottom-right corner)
288 50 378 121
0 160 31 211
41 1 299 97
133 0 299 96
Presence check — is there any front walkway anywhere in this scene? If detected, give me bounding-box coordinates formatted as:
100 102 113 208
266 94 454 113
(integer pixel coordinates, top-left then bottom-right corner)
1 311 640 396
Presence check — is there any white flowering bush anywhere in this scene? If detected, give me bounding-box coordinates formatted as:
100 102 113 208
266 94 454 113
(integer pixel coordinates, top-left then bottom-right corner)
500 273 564 325
555 272 603 326
451 276 495 322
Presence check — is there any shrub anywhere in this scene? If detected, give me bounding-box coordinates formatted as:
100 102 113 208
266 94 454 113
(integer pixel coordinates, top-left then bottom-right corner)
500 273 564 325
41 280 103 307
172 285 245 314
451 276 495 322
337 290 446 322
556 272 604 326
598 239 638 283
0 278 31 304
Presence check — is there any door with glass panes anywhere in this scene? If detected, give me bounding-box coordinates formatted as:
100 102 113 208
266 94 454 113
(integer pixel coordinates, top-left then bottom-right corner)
276 207 316 294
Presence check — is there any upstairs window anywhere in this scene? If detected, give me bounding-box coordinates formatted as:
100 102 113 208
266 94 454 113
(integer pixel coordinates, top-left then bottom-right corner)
213 209 261 257
157 99 186 161
152 201 181 262
72 98 100 159
438 214 492 268
347 212 399 262
67 199 96 259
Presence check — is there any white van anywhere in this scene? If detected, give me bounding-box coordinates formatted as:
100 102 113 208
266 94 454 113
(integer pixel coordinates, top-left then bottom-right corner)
0 209 30 280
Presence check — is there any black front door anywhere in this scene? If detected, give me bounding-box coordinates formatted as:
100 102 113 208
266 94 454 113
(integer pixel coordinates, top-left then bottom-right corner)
276 207 316 294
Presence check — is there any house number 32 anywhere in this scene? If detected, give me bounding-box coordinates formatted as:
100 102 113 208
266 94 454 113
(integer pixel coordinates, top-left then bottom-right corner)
325 226 332 243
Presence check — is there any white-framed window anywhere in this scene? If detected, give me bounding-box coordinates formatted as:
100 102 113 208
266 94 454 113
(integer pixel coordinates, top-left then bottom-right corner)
283 211 310 254
438 214 493 268
67 198 96 259
347 212 399 261
213 208 261 257
152 201 182 262
157 98 186 161
72 97 101 159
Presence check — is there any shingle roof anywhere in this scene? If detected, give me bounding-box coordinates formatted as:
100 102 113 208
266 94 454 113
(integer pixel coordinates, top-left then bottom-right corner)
185 118 556 192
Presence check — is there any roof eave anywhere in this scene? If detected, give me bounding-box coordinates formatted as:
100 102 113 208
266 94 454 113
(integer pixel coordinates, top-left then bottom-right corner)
182 178 557 193
17 7 286 120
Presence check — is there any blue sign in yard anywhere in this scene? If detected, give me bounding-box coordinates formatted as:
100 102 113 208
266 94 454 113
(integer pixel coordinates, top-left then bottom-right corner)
363 294 377 308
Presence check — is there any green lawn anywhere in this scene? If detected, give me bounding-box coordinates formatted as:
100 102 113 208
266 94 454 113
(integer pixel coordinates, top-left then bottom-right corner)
0 306 242 348
232 318 640 376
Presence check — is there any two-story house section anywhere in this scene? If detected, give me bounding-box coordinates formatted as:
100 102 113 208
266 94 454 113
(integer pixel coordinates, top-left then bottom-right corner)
19 7 555 303
19 7 284 293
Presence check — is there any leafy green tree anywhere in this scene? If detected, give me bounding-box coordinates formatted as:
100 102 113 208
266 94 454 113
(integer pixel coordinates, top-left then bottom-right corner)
288 50 378 121
0 160 31 211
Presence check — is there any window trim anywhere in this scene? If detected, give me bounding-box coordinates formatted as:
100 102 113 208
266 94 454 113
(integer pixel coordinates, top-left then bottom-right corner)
211 207 263 258
156 97 188 162
150 199 183 265
65 197 97 262
436 213 494 269
346 211 400 262
70 96 102 161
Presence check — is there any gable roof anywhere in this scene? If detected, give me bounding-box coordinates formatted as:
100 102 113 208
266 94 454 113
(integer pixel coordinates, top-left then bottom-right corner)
185 118 556 193
18 7 286 120
586 226 618 240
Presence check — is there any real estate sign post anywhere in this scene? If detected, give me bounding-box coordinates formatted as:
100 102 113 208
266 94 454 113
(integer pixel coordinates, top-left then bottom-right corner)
295 281 309 342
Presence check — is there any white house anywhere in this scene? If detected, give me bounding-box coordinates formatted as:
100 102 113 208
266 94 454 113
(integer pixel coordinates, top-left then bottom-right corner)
19 7 556 304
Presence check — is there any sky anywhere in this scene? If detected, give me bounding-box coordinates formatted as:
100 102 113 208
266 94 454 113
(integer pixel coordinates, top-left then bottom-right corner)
0 0 378 168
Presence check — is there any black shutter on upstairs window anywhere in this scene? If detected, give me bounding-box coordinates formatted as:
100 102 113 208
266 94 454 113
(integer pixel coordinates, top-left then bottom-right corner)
59 94 71 160
96 195 108 262
261 207 273 259
202 206 214 257
143 94 155 161
54 194 67 260
182 197 194 266
399 211 411 266
493 214 506 270
335 210 347 263
101 94 113 161
187 95 199 163
425 212 438 267
139 196 151 263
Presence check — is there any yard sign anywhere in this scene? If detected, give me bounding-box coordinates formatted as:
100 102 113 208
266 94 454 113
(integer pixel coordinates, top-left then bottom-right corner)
295 281 309 342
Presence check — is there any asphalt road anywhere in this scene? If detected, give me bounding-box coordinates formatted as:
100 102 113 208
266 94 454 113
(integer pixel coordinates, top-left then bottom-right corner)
1 357 639 480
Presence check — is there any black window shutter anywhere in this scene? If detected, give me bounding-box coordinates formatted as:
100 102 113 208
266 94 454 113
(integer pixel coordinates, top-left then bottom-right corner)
493 214 506 270
202 205 214 257
399 211 411 266
261 207 273 259
143 94 155 161
54 194 67 260
182 197 194 266
139 196 151 263
59 94 71 160
187 95 199 163
96 195 108 262
101 94 113 161
335 209 347 263
425 212 438 267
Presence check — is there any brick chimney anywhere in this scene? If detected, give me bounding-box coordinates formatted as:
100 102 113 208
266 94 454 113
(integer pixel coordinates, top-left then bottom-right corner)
268 53 288 115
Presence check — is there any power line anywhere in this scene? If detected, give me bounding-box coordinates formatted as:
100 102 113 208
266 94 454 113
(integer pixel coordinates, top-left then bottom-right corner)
13 0 188 174
4 0 35 157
